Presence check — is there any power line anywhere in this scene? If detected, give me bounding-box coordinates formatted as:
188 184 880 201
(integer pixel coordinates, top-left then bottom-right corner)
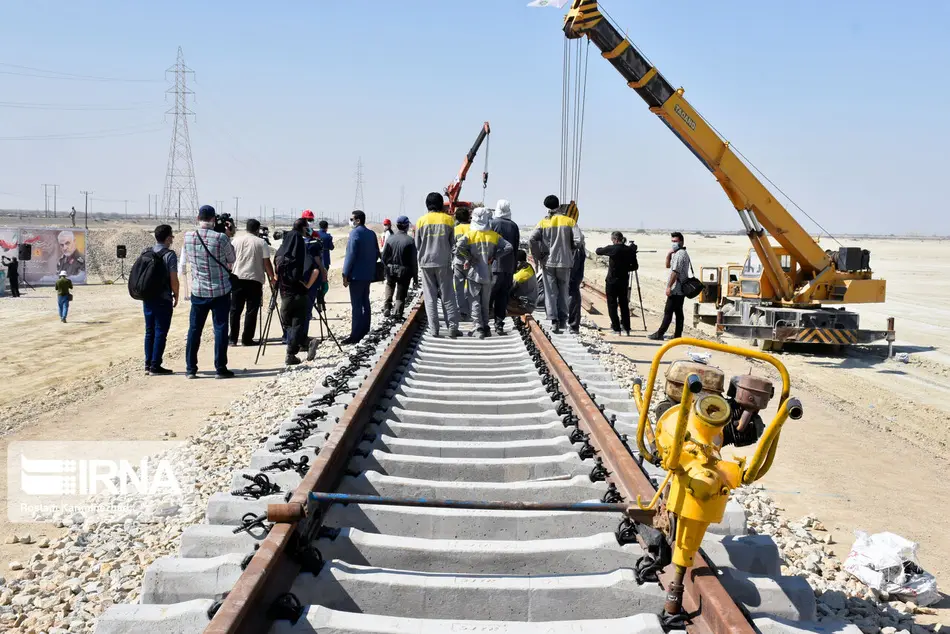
0 124 164 141
0 100 160 111
0 62 161 83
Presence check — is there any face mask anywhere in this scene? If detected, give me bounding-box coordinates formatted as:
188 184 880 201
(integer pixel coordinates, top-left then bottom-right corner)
672 242 681 251
350 220 357 228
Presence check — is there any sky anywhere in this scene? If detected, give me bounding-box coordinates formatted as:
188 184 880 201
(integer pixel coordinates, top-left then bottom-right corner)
1 0 948 235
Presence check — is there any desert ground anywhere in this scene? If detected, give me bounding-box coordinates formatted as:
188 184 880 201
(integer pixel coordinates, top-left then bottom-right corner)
0 219 947 625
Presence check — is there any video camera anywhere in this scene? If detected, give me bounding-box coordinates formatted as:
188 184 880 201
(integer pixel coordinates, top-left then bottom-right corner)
260 226 271 245
213 212 235 234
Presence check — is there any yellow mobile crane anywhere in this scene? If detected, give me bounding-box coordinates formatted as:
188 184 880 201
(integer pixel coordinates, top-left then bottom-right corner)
563 1 894 352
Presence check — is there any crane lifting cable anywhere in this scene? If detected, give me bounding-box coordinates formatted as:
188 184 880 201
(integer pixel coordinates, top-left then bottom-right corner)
560 36 590 216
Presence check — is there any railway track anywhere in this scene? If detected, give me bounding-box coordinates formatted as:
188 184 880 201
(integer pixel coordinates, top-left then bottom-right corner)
97 289 856 634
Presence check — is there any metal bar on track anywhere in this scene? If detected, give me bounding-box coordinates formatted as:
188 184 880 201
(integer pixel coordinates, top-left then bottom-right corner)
310 492 655 520
205 304 425 634
523 314 756 634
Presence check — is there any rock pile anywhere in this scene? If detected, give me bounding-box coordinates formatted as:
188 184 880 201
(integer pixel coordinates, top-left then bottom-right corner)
738 485 942 634
0 322 353 632
85 228 171 283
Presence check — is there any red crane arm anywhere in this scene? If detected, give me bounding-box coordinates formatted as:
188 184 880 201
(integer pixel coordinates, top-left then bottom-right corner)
445 121 491 214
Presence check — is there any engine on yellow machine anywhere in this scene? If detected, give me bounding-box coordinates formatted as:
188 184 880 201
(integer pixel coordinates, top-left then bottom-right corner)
653 359 774 448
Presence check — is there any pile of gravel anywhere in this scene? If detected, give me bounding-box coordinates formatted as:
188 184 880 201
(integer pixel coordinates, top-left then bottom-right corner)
85 228 173 284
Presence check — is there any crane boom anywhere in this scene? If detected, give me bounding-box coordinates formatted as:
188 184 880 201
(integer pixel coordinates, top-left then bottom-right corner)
563 1 884 307
445 122 491 215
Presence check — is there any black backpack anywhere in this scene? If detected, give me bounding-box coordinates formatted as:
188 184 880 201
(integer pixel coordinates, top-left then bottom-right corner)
128 247 170 301
275 233 307 291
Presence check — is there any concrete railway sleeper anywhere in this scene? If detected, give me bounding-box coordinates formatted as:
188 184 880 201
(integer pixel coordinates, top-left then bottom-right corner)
96 296 860 634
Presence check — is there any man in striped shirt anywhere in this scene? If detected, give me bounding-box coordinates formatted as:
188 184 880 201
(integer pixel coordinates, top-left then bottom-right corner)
180 204 236 378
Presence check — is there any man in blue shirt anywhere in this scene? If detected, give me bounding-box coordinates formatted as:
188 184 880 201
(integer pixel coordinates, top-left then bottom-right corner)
316 220 334 270
143 224 179 375
342 209 380 344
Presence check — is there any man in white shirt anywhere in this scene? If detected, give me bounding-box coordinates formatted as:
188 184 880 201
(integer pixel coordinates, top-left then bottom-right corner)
229 218 276 346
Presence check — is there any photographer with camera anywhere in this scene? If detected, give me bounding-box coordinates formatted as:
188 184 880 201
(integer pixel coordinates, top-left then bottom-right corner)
180 204 236 379
275 218 324 365
595 231 638 336
229 219 276 347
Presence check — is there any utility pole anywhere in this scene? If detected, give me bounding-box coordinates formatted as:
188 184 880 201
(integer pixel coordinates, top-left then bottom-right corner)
399 185 406 217
124 200 129 220
80 190 92 229
42 184 50 218
161 47 199 221
233 197 239 224
177 191 182 230
52 185 58 218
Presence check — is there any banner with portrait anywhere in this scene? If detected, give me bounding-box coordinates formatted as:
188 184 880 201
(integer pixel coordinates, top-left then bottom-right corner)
0 227 88 286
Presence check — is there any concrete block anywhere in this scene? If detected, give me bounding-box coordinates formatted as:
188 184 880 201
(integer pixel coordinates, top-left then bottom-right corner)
754 617 863 634
276 418 337 435
412 350 530 365
717 567 818 621
204 492 283 525
701 533 782 576
368 419 569 442
707 499 749 536
263 432 325 452
379 395 555 415
289 561 668 621
274 605 672 633
350 450 591 483
249 447 319 471
230 469 301 493
94 599 214 634
360 434 575 458
378 407 559 427
407 361 536 378
319 528 644 574
402 377 544 393
140 554 244 603
179 524 268 558
338 471 607 503
323 503 620 540
392 385 551 403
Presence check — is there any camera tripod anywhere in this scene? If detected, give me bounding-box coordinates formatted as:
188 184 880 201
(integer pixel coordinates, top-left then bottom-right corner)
256 283 285 364
312 287 344 355
256 282 343 365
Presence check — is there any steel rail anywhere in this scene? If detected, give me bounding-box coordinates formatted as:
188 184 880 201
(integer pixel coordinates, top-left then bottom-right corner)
523 314 756 634
205 304 425 634
308 492 655 520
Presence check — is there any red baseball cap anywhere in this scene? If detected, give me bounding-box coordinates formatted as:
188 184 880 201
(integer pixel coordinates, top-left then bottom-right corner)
383 218 391 226
301 209 315 220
